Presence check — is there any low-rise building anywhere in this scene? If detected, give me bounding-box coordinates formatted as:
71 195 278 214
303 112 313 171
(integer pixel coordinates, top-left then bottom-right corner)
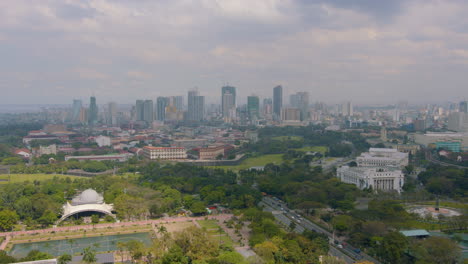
38 144 57 155
337 166 404 193
395 144 420 155
64 154 131 162
143 146 187 160
199 145 225 160
357 148 408 168
95 135 112 147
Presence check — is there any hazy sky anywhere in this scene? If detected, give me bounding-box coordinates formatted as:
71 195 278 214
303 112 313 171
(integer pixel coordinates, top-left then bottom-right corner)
1 0 468 105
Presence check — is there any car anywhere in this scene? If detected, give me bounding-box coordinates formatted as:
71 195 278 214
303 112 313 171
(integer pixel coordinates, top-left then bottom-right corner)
353 248 361 254
337 244 343 249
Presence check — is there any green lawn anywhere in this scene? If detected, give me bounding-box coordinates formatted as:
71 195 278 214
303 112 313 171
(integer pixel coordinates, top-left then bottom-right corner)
294 146 327 153
272 136 303 141
0 174 83 184
208 154 284 171
197 220 236 247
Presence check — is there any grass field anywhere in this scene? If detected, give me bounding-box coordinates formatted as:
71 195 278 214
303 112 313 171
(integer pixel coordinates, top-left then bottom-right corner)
207 154 284 171
294 146 327 153
0 174 83 184
197 220 236 247
272 136 303 141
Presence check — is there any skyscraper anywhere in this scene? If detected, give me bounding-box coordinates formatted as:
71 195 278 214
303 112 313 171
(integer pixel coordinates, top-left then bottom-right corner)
106 102 117 125
136 100 144 121
290 92 309 121
221 86 236 118
88 96 98 125
460 101 468 113
171 96 184 111
72 99 82 122
187 89 205 121
156 97 169 121
143 100 154 124
247 95 260 120
341 101 353 117
273 85 283 119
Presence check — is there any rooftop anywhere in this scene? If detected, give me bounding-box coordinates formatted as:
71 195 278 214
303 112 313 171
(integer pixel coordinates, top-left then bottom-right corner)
400 229 430 237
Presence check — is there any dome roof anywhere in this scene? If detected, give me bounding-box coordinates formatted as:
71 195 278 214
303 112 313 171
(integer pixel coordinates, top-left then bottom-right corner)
71 189 103 205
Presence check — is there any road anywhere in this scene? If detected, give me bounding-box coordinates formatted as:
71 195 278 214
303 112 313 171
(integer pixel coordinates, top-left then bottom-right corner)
260 196 381 264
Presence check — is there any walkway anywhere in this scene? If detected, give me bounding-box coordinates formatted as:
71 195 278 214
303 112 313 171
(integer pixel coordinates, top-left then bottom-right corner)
0 214 232 246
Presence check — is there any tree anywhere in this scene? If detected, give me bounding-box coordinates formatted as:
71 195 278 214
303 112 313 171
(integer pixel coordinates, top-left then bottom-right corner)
38 210 57 227
91 214 99 224
217 251 247 264
377 232 408 264
124 240 146 263
57 254 72 264
0 210 19 231
411 237 461 264
0 250 16 264
162 245 188 264
21 250 53 261
82 247 97 264
190 201 207 216
289 221 297 231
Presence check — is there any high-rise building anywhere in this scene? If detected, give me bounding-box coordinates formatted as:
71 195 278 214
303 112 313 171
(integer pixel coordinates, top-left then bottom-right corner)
88 96 98 125
221 86 236 118
106 102 117 125
281 107 301 121
448 112 468 132
171 96 184 111
187 89 205 121
290 92 309 120
136 100 144 121
273 85 283 119
262 98 273 118
143 100 154 123
156 97 169 121
460 101 468 113
341 101 353 117
72 99 82 122
247 95 260 120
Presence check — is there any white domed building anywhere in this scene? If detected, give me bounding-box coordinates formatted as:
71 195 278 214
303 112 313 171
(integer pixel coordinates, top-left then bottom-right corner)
57 189 117 225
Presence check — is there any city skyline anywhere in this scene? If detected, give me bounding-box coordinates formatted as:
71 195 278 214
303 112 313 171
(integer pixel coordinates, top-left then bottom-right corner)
1 0 468 104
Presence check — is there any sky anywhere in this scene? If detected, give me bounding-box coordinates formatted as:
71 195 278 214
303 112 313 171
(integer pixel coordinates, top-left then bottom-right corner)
1 0 468 105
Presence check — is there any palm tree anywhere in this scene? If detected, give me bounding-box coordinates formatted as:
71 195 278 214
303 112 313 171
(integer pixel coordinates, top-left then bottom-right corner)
57 254 72 264
82 247 97 264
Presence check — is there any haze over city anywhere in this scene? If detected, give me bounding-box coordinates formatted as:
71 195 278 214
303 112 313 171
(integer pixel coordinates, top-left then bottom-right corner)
1 0 468 104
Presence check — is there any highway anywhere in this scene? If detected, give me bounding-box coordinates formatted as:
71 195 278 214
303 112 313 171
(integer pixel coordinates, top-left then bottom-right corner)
260 196 381 264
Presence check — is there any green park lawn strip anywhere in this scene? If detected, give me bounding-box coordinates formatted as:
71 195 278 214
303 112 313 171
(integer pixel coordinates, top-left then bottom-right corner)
294 146 328 153
0 174 83 184
272 136 303 141
207 154 284 171
197 220 236 247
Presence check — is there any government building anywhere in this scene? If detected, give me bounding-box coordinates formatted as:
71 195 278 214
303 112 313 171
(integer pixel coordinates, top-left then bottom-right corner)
356 148 408 168
337 166 404 193
143 146 187 160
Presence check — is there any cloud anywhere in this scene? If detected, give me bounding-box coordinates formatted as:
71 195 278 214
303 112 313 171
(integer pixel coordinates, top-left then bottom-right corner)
0 0 467 104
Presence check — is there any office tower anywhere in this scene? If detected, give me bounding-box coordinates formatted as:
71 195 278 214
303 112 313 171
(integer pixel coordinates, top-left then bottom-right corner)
156 97 169 121
290 92 309 121
221 86 236 118
106 102 117 125
263 98 273 117
171 96 184 111
460 101 468 113
142 100 154 123
135 100 144 121
341 101 353 117
72 99 82 122
247 95 260 120
187 89 205 121
281 108 301 121
88 96 98 125
448 112 468 132
273 85 283 119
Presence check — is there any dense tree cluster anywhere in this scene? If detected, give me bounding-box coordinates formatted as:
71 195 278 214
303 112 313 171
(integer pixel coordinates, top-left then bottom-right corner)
418 165 468 199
